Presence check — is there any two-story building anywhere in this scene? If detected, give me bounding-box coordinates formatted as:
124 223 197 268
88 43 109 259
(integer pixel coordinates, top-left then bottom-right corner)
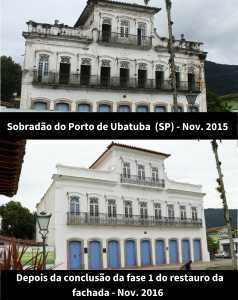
20 0 207 112
36 142 209 270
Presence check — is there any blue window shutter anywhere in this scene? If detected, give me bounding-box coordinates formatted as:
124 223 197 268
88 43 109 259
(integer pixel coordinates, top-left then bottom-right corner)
78 104 90 112
33 102 47 110
56 103 69 111
137 106 148 112
119 105 130 112
155 106 165 112
99 105 111 112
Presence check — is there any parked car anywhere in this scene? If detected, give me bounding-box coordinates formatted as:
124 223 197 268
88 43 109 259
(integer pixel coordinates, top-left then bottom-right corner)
235 253 238 258
215 251 231 258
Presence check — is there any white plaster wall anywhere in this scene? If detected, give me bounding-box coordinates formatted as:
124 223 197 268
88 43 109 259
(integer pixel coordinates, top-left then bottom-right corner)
37 145 209 269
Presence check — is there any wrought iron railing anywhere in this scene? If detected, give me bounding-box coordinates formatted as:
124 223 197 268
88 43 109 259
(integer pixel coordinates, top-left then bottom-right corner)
99 31 152 47
33 72 200 92
121 174 165 188
67 212 202 227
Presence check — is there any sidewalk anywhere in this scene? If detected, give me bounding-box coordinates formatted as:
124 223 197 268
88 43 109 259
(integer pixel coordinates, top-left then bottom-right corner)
116 258 236 270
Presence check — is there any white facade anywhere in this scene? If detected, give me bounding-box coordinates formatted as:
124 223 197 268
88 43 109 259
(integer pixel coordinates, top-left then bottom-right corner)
21 0 207 112
36 142 210 270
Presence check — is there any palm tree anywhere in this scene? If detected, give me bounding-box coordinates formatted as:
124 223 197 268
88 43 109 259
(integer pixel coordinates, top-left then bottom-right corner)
144 0 178 112
211 140 237 270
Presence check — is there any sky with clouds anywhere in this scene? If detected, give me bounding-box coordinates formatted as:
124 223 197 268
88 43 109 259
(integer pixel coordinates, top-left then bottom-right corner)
1 0 238 68
0 140 237 213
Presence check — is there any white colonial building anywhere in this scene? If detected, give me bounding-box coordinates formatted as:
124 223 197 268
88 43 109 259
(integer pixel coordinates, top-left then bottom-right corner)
36 142 209 270
21 0 207 112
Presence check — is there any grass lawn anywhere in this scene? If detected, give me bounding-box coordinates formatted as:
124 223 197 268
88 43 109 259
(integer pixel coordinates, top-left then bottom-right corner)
206 266 235 270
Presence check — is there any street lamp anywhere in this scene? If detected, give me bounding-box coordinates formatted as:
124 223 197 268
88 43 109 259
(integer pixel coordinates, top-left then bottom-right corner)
36 211 52 270
186 91 198 112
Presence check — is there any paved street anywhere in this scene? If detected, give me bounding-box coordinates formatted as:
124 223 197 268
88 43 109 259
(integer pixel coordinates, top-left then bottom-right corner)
114 258 237 270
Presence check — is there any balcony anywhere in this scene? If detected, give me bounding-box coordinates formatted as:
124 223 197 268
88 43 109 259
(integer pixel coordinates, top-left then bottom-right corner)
32 72 200 93
67 212 202 227
99 31 152 47
121 174 165 188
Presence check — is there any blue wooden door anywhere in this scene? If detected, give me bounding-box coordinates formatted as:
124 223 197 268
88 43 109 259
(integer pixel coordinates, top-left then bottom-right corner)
34 102 47 110
108 240 119 268
156 240 164 264
182 240 189 262
194 240 201 261
70 241 81 270
141 241 150 265
126 240 135 267
90 241 101 269
170 240 177 263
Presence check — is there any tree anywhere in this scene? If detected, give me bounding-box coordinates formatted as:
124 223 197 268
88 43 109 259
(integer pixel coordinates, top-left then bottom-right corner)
1 56 22 102
144 0 178 111
207 90 232 112
0 201 36 240
211 140 237 270
206 235 218 254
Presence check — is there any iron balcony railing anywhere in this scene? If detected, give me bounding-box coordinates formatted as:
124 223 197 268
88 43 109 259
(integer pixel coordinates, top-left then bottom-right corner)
67 212 202 227
99 31 152 47
33 72 200 93
121 174 165 188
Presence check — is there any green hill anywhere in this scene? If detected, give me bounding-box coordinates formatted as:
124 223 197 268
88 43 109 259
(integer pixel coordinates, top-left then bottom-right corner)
205 61 238 96
204 208 237 229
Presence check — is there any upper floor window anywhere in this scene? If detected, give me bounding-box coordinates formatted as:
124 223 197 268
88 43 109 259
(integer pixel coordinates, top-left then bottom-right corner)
121 20 129 38
108 199 116 217
38 54 49 82
123 162 131 178
124 201 132 218
180 205 186 220
192 207 197 220
152 167 159 182
188 67 195 87
138 23 146 45
90 198 99 216
140 202 148 218
168 204 174 219
70 196 79 215
154 203 161 219
102 18 111 42
175 66 180 84
138 164 145 180
156 65 164 89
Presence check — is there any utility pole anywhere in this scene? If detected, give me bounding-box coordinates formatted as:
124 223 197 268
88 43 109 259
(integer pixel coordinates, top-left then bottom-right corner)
144 0 178 111
211 140 237 270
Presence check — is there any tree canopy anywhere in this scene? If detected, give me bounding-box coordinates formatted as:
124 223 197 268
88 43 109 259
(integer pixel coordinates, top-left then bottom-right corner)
206 89 232 112
0 201 36 240
206 235 218 254
1 56 22 102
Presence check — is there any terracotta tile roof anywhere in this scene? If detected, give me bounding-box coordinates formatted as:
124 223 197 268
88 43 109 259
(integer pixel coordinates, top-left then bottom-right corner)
219 93 238 100
90 142 170 169
0 235 42 245
206 226 237 233
0 140 27 197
